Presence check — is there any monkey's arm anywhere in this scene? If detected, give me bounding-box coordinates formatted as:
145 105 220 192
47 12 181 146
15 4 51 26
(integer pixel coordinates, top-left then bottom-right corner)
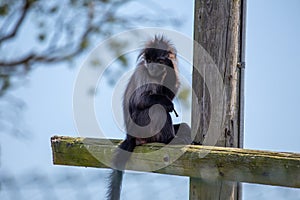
135 93 174 112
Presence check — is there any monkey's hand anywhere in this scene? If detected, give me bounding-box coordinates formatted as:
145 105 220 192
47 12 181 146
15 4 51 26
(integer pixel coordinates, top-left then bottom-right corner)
137 94 174 112
160 96 174 113
173 109 179 117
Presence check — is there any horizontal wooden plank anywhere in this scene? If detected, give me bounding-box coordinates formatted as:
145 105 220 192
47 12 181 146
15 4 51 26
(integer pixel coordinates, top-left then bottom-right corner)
51 136 300 188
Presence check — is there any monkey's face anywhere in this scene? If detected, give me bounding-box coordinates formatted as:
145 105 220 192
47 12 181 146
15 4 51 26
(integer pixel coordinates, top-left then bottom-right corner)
146 62 166 78
144 49 174 78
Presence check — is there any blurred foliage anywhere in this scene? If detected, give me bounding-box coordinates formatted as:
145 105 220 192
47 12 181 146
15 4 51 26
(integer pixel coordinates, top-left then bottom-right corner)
0 1 188 199
0 0 182 137
0 169 106 200
0 0 181 96
178 87 191 107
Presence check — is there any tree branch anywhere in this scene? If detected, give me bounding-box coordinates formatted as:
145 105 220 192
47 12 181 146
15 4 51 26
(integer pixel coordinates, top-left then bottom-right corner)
0 0 181 69
0 1 96 68
0 0 31 44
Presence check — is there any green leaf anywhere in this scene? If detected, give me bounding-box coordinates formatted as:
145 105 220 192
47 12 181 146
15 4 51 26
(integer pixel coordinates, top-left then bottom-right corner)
38 21 45 28
49 6 58 14
28 0 38 5
70 0 78 6
80 39 89 49
0 75 10 95
178 88 190 101
90 59 101 67
0 4 8 16
117 55 128 67
38 33 46 41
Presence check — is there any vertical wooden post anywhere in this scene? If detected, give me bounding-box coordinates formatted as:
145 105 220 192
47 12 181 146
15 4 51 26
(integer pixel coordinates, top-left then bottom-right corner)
191 0 246 199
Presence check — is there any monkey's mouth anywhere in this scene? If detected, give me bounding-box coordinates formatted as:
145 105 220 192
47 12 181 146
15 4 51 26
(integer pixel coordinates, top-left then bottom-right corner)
146 63 167 78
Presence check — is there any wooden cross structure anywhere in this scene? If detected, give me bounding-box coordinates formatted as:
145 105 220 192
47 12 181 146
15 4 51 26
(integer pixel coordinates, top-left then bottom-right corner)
51 0 300 199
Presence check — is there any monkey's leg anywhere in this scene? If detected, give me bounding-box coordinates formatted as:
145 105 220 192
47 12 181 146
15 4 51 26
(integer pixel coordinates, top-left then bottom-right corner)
130 107 173 144
113 137 136 169
172 123 192 145
157 113 176 144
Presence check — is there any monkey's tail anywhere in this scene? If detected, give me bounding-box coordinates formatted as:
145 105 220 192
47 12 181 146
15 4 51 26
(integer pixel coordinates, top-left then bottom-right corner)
106 138 136 200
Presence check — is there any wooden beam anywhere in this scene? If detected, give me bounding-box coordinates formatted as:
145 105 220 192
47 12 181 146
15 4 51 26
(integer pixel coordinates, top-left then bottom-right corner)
51 136 300 189
192 0 246 198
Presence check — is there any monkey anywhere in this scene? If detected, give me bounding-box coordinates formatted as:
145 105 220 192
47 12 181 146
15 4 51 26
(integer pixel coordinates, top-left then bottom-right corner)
106 35 192 200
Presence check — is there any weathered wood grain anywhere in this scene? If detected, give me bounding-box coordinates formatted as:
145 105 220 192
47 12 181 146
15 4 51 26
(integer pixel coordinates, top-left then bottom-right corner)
51 136 300 189
192 0 245 199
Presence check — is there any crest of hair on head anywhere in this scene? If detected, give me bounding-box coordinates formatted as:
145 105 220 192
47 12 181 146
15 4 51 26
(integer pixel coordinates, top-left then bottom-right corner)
137 35 177 61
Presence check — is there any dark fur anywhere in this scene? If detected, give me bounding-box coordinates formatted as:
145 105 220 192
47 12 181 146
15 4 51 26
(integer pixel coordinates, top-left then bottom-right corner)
106 36 191 200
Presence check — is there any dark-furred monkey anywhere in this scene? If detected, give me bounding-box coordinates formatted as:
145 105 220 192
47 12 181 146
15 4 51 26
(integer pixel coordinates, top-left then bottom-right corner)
107 35 191 200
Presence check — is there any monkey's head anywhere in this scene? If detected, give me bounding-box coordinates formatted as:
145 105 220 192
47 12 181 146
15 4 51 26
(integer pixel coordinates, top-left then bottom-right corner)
139 35 177 78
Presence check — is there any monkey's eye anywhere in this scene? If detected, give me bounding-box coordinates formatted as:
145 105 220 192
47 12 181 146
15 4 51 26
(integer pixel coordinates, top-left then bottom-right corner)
157 59 164 64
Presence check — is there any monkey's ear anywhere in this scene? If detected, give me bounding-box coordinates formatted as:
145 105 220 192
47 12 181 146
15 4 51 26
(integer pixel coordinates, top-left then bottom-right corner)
137 52 145 62
168 51 177 60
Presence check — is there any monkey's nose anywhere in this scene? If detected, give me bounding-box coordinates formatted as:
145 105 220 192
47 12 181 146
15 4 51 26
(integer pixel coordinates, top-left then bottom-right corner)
156 58 167 64
158 60 164 64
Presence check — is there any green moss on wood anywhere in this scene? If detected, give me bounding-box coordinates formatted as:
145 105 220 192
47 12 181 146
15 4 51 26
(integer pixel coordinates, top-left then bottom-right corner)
51 136 300 188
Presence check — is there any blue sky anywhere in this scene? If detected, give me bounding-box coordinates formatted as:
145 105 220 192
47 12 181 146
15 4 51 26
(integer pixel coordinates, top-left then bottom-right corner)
1 0 300 199
245 0 300 152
